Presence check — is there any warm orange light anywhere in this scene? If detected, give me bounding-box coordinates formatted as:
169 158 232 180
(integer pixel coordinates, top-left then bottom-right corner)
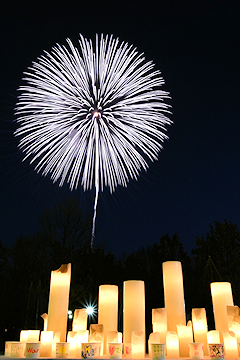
72 309 87 331
131 331 144 359
176 321 193 357
192 308 208 355
47 264 71 342
223 331 238 358
162 261 186 332
40 331 53 357
166 331 179 357
207 330 220 344
76 330 89 357
123 280 145 352
20 330 40 342
148 332 160 357
152 308 167 343
67 331 77 357
211 282 233 342
98 284 118 354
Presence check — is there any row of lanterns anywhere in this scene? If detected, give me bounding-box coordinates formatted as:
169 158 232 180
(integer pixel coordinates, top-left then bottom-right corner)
5 261 240 358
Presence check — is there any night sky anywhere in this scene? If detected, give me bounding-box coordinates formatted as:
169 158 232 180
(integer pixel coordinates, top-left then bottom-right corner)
0 1 240 256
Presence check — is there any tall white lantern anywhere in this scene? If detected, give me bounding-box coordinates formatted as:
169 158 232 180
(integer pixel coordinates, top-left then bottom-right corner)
47 263 71 342
210 282 233 341
123 280 145 352
98 284 118 354
162 261 186 332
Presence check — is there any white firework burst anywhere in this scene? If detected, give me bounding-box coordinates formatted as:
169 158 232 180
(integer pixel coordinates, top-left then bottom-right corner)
15 33 172 246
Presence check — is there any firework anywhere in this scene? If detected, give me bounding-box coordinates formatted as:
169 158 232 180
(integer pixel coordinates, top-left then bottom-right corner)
15 34 172 246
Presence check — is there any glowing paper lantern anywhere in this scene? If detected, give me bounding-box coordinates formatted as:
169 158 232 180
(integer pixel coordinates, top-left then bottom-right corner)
20 330 40 342
223 331 238 358
76 330 89 357
152 308 167 343
67 331 77 357
89 324 104 355
40 331 53 357
107 331 119 343
166 331 179 357
207 330 220 344
123 280 145 351
131 331 145 359
162 261 186 332
192 308 208 355
148 332 160 357
118 333 122 343
107 331 119 355
210 282 233 340
47 264 71 342
72 309 87 331
5 342 11 356
227 305 240 342
176 321 193 357
98 284 118 354
20 331 29 343
229 322 240 343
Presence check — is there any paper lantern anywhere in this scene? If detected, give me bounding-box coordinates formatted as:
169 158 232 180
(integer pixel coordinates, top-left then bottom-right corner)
162 261 186 332
107 331 119 355
72 309 87 331
207 330 220 344
118 332 122 343
166 331 179 357
98 284 118 354
152 308 167 343
40 331 53 357
192 308 208 355
47 264 71 342
20 330 40 343
148 332 160 357
89 324 104 356
176 320 193 357
210 282 233 341
67 331 77 357
131 331 145 359
223 331 238 358
123 280 145 352
76 330 89 357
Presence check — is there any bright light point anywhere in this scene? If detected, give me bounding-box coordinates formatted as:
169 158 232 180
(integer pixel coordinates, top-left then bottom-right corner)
93 111 100 118
86 306 94 315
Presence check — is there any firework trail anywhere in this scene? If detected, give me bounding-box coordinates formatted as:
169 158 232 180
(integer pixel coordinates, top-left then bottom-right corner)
15 34 172 247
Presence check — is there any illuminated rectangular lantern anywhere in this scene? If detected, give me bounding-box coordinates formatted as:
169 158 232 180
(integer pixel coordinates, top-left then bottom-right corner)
47 264 71 342
123 280 145 352
98 284 118 354
162 261 186 332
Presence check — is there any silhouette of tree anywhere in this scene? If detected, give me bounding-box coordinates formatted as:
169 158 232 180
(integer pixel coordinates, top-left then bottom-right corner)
192 220 240 329
37 197 92 267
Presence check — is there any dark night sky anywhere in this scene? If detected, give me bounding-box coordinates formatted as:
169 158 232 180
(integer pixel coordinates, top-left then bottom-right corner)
0 1 240 256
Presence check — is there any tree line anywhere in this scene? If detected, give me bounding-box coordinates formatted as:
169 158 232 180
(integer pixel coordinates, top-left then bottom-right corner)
1 198 240 351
